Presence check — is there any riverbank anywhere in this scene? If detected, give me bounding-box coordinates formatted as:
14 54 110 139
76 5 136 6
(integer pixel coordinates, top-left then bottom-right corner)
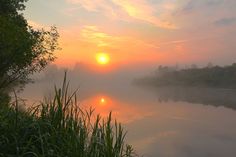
0 79 136 157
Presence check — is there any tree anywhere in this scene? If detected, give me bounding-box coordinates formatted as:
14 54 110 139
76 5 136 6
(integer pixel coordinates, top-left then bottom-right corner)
0 0 59 91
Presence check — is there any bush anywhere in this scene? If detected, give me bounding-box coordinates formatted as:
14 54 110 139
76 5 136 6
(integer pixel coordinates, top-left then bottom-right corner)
0 75 136 157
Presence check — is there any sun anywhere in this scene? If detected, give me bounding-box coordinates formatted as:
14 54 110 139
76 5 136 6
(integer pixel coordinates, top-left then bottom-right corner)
96 53 110 65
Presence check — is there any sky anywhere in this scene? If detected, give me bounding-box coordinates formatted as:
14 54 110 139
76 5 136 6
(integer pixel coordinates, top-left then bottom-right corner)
25 0 236 69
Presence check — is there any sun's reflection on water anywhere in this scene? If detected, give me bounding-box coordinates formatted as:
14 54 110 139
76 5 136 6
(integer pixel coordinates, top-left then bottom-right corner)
80 94 153 124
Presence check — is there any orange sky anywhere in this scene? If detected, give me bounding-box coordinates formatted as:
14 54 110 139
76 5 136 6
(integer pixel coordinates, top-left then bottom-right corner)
25 0 236 69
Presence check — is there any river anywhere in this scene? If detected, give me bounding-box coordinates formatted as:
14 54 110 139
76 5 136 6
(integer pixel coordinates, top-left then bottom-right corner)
21 76 236 157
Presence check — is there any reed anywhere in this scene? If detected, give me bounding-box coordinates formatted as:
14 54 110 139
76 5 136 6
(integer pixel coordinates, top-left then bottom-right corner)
0 74 137 157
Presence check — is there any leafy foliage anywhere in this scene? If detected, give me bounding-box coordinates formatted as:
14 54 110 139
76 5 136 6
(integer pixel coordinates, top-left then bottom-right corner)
0 0 28 14
0 0 59 91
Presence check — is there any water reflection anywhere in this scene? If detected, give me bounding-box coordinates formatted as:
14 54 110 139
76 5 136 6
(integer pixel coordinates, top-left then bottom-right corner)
80 94 154 124
21 81 236 157
79 87 236 157
141 86 236 110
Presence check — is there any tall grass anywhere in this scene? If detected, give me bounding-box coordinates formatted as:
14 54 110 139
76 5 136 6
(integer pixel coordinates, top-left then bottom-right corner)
0 74 137 157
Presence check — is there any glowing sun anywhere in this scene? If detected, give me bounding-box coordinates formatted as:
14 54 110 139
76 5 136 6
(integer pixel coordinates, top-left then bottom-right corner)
96 53 110 65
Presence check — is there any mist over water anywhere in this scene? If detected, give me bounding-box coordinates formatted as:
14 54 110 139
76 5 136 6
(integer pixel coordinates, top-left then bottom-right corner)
20 64 236 157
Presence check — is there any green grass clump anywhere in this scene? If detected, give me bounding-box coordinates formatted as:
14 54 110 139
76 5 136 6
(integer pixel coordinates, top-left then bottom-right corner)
0 75 136 157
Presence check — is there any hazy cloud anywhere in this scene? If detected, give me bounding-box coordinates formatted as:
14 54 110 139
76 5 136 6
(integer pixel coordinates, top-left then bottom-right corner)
65 0 177 29
181 0 223 13
79 25 160 50
214 17 236 26
26 0 236 66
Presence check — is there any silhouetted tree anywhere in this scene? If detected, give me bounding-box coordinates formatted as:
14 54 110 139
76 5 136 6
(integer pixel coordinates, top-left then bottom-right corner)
0 0 59 91
136 63 236 88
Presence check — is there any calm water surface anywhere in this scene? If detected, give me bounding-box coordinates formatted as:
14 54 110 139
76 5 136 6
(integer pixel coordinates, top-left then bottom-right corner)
21 80 236 157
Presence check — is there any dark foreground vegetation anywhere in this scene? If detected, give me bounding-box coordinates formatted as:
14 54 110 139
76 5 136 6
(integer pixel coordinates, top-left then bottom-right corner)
0 0 59 91
134 63 236 89
0 76 136 157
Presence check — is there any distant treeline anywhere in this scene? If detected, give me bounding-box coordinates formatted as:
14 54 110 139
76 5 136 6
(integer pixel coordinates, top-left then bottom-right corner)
134 63 236 89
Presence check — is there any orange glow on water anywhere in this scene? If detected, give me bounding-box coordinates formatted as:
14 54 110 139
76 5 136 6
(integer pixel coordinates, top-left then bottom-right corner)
101 98 105 103
99 97 107 106
80 94 153 123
